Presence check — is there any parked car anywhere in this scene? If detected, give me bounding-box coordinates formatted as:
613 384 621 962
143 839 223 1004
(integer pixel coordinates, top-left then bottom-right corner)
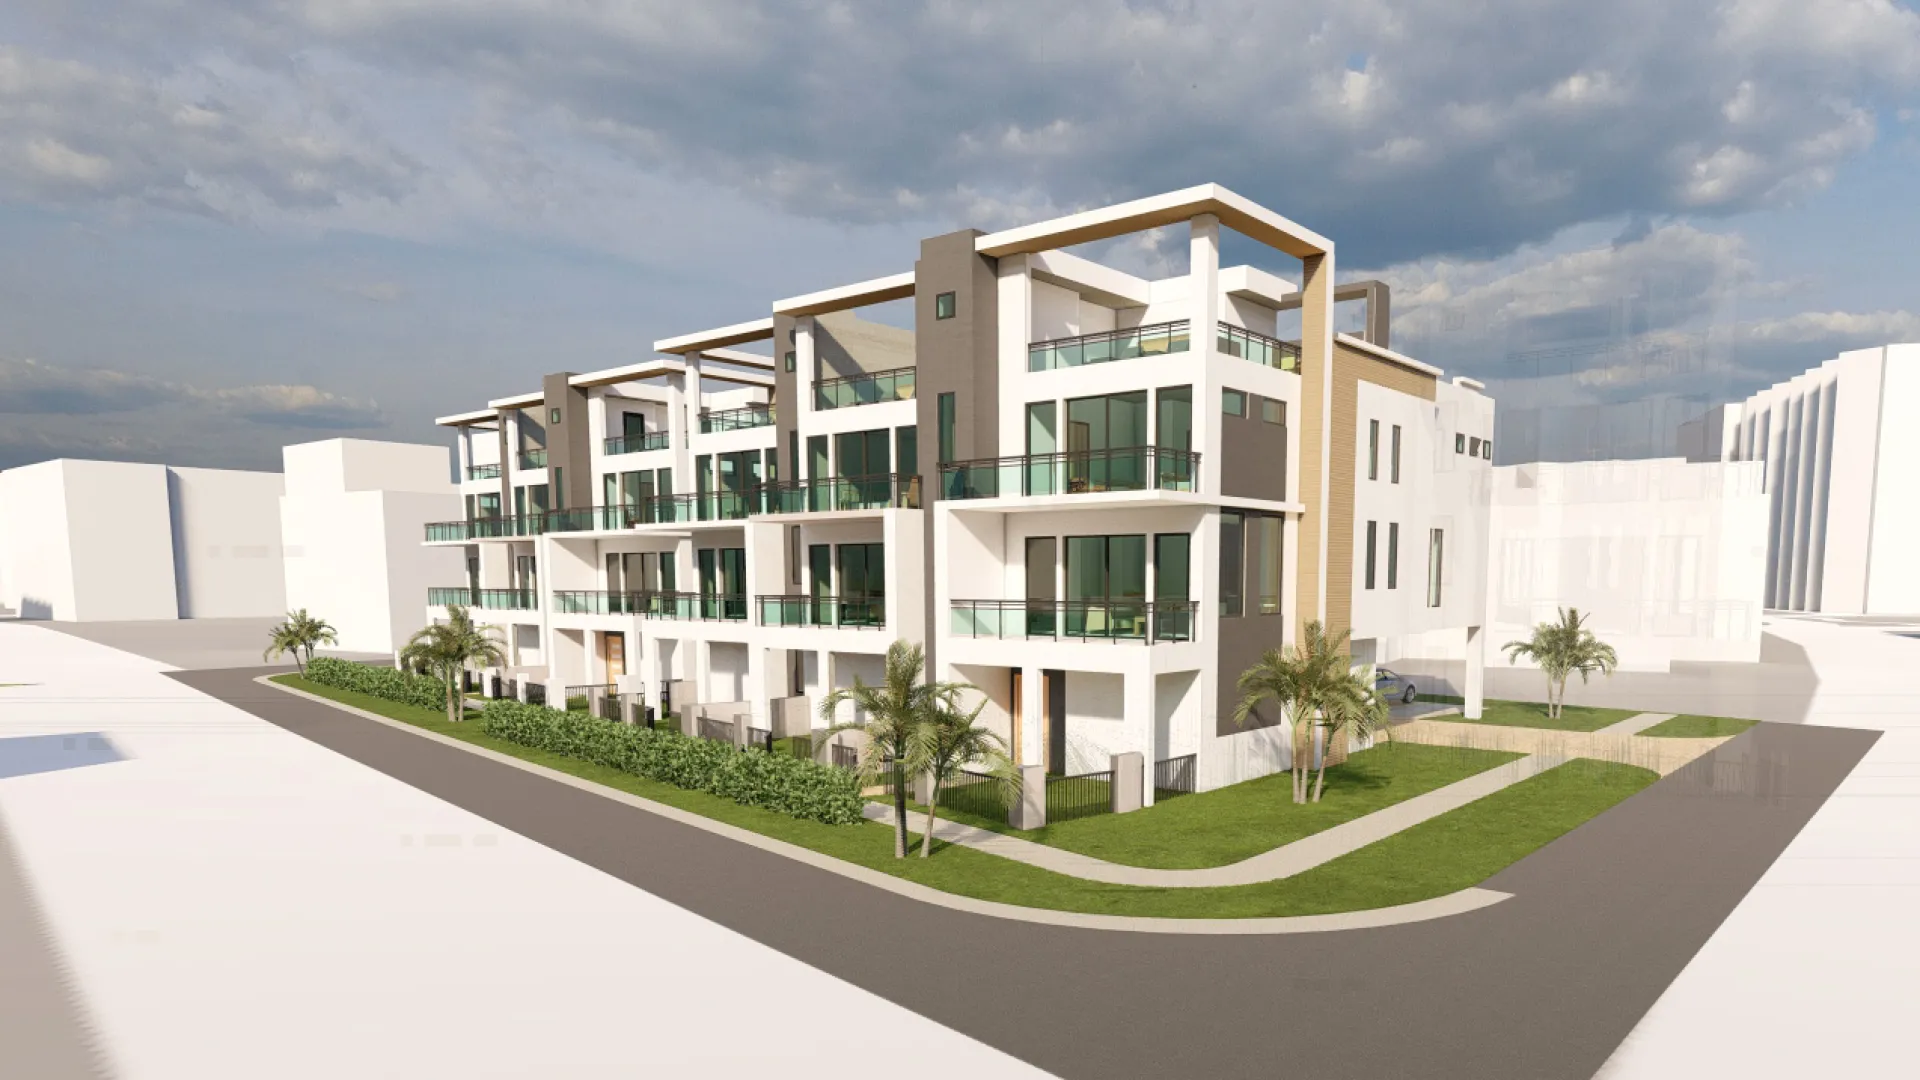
1375 667 1419 704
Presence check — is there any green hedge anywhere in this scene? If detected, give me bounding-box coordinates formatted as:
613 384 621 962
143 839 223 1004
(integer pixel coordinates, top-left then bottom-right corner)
480 699 863 825
307 657 447 712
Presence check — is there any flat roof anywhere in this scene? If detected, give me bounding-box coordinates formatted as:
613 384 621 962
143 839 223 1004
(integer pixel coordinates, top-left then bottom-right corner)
975 183 1332 261
484 391 545 411
435 409 498 428
570 358 686 389
773 271 916 318
699 347 775 371
1337 333 1443 379
654 317 775 355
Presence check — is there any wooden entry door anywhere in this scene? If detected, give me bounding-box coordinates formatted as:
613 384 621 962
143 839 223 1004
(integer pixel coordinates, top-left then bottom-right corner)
602 632 626 680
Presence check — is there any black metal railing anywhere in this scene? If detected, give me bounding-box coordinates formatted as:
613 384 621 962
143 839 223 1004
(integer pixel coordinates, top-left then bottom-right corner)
746 726 774 752
424 514 548 542
550 590 748 621
831 743 859 771
697 716 736 744
760 473 920 513
526 682 547 707
427 587 538 610
699 403 775 433
1153 754 1197 800
948 599 1197 643
1045 769 1113 823
939 447 1199 500
1028 320 1191 372
1218 322 1301 372
603 431 672 455
519 448 548 469
936 770 1010 822
466 463 502 480
489 673 503 699
757 594 886 629
814 366 915 410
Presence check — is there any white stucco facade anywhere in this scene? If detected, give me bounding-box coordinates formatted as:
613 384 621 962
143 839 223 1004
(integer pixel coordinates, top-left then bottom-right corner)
166 466 289 619
1482 458 1768 672
1717 343 1920 615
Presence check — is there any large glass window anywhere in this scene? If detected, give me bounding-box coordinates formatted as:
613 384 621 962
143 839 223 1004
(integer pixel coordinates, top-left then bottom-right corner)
937 392 956 463
1156 386 1193 451
1154 533 1190 601
1220 513 1245 617
836 542 886 625
1066 390 1148 491
896 426 917 479
837 429 891 478
622 412 646 441
1065 534 1146 637
1255 516 1283 615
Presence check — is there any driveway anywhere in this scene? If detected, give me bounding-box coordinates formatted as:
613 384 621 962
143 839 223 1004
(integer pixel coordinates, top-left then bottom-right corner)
177 665 1877 1080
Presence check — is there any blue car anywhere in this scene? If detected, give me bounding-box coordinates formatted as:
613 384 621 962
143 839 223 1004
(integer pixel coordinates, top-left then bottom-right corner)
1375 667 1419 704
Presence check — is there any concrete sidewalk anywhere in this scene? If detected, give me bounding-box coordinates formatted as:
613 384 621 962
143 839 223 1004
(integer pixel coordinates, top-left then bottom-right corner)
1394 717 1725 775
866 753 1568 888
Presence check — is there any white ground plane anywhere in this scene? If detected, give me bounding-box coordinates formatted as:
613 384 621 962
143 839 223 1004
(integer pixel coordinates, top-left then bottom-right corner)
0 623 1044 1079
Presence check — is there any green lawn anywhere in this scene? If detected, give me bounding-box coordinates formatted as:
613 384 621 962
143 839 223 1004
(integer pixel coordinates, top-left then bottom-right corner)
919 742 1521 869
1638 714 1759 739
275 675 1657 919
1434 698 1639 732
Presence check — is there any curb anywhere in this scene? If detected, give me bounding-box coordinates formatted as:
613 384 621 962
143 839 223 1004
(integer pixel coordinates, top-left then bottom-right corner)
254 675 1514 936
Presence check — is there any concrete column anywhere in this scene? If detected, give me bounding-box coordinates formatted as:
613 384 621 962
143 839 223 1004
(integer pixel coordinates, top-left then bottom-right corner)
1008 764 1047 830
1111 751 1144 814
679 706 699 738
1123 665 1156 807
1018 665 1046 767
545 678 565 709
1464 624 1485 720
692 639 712 705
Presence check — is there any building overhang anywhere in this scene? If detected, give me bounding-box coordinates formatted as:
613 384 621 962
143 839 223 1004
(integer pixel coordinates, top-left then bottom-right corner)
774 271 916 318
435 409 498 428
974 183 1332 261
484 391 545 411
1220 265 1298 307
1026 249 1152 308
1336 333 1443 379
654 318 776 355
570 358 687 389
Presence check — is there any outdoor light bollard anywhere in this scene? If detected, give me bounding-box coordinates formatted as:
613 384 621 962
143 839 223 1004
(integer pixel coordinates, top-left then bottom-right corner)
1111 751 1144 814
1008 764 1047 830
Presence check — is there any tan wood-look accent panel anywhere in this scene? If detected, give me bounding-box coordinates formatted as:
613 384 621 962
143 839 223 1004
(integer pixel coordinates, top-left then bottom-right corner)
1293 253 1331 647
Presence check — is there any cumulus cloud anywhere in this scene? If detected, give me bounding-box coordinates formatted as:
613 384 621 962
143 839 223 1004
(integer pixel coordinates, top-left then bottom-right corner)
6 1 1920 261
0 356 382 426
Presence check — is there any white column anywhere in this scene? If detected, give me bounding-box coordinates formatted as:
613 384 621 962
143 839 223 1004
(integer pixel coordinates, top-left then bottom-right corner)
1464 624 1485 720
693 639 712 705
794 317 817 429
996 256 1032 455
1125 665 1157 807
1019 664 1046 767
1190 215 1223 494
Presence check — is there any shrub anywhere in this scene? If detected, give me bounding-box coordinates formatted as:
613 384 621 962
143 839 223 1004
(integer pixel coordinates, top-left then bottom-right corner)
307 657 447 712
480 699 862 825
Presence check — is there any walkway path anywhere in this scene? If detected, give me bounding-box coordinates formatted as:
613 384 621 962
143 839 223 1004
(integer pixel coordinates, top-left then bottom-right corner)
866 753 1569 887
1597 712 1678 735
1393 717 1723 775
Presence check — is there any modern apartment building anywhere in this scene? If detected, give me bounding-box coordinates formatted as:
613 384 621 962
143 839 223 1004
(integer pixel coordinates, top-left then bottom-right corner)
1685 343 1920 615
426 185 1495 796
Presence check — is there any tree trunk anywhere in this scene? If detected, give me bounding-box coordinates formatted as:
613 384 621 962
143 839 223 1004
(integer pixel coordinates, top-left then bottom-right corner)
892 765 909 859
921 776 940 858
1313 727 1330 802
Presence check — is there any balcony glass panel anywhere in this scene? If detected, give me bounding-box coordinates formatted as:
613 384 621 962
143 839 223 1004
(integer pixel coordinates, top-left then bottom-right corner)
699 403 776 433
423 514 548 542
519 448 548 469
814 367 916 410
428 587 538 610
756 594 886 629
1028 321 1190 372
603 431 672 455
947 600 1196 642
1217 322 1301 372
938 448 1199 501
761 474 919 513
466 463 501 480
550 590 746 620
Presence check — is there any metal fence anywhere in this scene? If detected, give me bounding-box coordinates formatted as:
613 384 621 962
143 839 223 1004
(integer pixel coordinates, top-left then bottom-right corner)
1153 754 1197 800
831 743 859 770
489 674 503 699
936 771 1010 822
697 716 736 744
746 726 774 752
525 681 545 706
1045 769 1114 823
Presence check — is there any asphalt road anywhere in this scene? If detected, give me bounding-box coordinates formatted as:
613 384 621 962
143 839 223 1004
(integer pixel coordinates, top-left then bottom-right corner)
182 667 1876 1080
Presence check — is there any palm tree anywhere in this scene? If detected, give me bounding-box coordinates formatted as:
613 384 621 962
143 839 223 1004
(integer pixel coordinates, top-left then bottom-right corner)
1306 665 1391 802
1234 621 1362 804
263 609 337 675
1503 607 1618 719
399 606 506 724
817 640 957 859
916 694 1018 858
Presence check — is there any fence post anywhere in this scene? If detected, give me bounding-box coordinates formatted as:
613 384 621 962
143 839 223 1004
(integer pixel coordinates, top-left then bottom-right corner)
680 705 700 738
1111 751 1144 814
625 697 645 726
732 714 749 749
1008 764 1047 830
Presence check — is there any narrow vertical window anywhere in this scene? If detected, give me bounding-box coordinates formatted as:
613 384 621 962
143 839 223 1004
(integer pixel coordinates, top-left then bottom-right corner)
1368 420 1379 480
1455 433 1466 454
1257 516 1283 615
1388 522 1399 590
789 525 801 586
784 350 796 373
937 392 956 463
935 292 957 320
1391 424 1402 483
1365 520 1377 590
1219 512 1244 617
1427 528 1445 607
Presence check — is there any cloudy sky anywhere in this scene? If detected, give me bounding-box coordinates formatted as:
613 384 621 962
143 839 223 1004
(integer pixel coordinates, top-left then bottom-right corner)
2 0 1917 469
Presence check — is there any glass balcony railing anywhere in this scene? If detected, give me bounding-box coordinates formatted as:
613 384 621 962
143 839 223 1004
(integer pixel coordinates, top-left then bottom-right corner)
1028 320 1190 372
938 447 1199 501
949 599 1197 643
424 514 548 542
603 431 672 456
760 473 920 514
428 587 538 610
466 463 502 481
699 403 775 433
1218 322 1301 372
756 594 886 629
552 590 748 621
519 448 548 470
814 366 915 410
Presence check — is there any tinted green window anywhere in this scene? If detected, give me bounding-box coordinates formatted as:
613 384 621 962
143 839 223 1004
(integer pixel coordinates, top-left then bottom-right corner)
935 292 956 319
837 429 890 478
1220 512 1244 616
1065 535 1146 600
1157 386 1192 451
1222 389 1246 417
937 393 956 462
623 412 646 440
1155 533 1190 601
808 435 829 480
896 426 917 479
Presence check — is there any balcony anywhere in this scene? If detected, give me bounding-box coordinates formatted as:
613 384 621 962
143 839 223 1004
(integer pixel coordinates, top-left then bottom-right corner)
519 448 548 470
949 599 1197 643
699 403 775 434
1027 320 1190 372
424 514 548 542
757 594 886 629
552 590 748 621
814 366 915 410
1218 322 1300 372
604 431 672 456
466 463 502 481
938 447 1199 501
428 587 538 610
760 473 919 514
